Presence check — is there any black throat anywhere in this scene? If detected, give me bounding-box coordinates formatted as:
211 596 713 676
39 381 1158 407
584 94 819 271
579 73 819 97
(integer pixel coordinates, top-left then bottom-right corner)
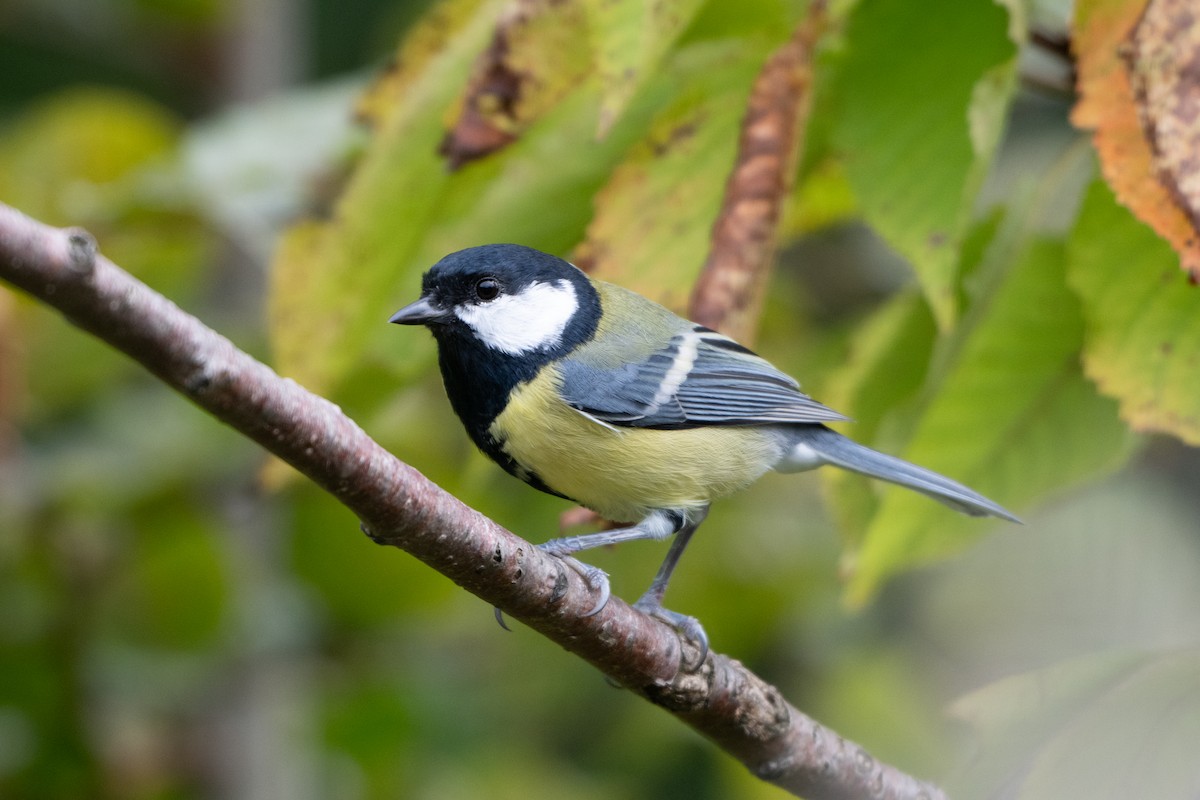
433 325 541 456
430 277 601 489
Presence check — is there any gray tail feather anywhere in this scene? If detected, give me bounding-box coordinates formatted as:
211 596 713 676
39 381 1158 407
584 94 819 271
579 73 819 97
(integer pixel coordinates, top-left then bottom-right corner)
797 426 1020 523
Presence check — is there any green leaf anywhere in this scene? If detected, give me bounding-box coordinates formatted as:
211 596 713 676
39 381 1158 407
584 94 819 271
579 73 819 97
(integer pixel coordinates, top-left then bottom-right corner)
1067 179 1200 446
840 234 1135 605
436 0 596 167
270 0 631 397
830 0 1018 329
0 88 179 210
269 0 506 397
583 0 706 136
576 42 766 312
354 0 497 128
471 0 593 129
0 87 207 296
819 290 937 539
949 649 1200 800
269 0 674 400
783 156 860 236
679 0 796 43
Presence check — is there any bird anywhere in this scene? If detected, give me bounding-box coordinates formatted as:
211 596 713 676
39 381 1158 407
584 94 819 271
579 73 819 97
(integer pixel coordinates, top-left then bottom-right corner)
390 243 1017 654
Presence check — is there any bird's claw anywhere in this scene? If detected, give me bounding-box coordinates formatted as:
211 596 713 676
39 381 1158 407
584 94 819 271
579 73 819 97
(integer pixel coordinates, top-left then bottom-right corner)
559 555 610 616
359 521 388 545
492 549 612 631
633 597 709 668
537 540 611 615
493 606 512 631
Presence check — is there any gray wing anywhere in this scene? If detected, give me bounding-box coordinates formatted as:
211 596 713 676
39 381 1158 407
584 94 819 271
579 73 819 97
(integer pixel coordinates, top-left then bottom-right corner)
558 326 848 429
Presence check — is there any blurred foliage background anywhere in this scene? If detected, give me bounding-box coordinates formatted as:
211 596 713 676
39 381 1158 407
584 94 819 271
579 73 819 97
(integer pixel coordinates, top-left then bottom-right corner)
3 0 1200 798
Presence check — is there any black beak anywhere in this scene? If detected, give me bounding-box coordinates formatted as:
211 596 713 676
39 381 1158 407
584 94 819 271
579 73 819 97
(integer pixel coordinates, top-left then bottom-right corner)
389 296 448 325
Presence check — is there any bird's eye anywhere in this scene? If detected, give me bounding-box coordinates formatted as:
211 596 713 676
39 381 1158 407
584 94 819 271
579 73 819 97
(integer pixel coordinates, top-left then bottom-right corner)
475 277 501 301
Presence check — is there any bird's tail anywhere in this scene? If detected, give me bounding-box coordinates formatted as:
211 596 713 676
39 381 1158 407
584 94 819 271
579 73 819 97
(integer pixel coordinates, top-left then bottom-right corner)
783 426 1020 522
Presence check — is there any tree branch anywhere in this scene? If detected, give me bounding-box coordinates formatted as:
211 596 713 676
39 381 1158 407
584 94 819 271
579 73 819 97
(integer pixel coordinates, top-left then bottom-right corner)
0 200 946 800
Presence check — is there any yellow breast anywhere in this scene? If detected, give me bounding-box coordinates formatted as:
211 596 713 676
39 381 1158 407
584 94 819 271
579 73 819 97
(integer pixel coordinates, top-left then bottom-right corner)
488 367 781 522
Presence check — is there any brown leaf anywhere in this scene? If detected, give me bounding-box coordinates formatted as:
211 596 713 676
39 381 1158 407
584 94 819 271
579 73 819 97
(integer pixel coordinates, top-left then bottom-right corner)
1072 0 1200 279
569 43 766 312
1126 0 1200 241
355 0 497 129
687 1 828 343
439 0 591 170
437 21 522 168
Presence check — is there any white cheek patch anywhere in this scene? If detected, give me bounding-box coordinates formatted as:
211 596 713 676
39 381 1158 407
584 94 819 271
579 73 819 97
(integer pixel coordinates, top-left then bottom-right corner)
454 279 579 355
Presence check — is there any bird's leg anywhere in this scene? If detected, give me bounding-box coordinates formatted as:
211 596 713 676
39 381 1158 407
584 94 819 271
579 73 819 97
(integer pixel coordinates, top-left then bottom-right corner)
495 509 711 646
632 506 710 664
539 508 684 554
534 509 683 617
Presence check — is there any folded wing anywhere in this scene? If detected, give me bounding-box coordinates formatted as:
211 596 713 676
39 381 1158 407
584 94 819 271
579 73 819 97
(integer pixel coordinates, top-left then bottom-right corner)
558 326 848 429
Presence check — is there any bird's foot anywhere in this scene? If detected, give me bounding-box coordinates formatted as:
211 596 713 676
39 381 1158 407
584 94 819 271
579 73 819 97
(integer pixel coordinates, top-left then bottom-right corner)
632 596 709 668
539 546 611 617
492 546 611 631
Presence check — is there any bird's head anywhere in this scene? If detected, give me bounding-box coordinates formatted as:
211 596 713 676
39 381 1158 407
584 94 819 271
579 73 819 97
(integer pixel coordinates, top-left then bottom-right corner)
390 244 599 358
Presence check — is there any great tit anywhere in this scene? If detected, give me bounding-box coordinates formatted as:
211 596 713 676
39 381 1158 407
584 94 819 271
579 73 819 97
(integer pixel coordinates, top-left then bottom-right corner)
391 244 1017 649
